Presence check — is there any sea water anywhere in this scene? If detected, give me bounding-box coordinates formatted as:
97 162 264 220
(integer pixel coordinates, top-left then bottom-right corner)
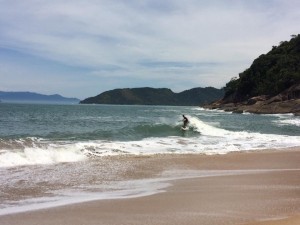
0 103 299 214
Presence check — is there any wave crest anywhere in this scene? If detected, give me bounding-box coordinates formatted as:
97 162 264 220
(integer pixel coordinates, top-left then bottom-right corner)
1 117 300 168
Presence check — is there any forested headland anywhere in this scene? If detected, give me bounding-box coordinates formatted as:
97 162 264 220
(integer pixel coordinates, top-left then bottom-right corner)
206 34 300 114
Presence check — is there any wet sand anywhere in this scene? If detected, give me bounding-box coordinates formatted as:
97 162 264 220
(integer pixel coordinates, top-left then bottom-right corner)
1 148 300 225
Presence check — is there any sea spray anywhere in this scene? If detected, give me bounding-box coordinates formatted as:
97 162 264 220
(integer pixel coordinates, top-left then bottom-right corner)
0 144 86 167
188 116 229 136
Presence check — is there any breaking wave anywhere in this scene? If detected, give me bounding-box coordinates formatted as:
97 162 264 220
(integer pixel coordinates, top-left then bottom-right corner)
1 116 300 168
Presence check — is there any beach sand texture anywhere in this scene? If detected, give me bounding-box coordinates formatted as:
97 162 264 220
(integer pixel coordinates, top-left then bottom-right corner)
0 149 300 225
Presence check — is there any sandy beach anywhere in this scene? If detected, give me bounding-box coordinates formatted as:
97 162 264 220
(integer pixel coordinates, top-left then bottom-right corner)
1 148 300 225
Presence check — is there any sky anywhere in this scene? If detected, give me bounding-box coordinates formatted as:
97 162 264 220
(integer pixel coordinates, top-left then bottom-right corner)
0 0 299 99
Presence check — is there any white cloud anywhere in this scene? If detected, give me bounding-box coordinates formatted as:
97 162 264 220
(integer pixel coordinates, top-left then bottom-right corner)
0 0 299 98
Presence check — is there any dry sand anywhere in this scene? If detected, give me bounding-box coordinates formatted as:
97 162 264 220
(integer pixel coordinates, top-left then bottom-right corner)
1 148 300 225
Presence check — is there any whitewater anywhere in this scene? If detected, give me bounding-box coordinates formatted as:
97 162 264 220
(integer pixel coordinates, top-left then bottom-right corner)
0 104 300 167
0 103 300 215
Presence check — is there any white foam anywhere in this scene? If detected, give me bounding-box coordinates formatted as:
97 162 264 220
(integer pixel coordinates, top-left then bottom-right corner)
1 117 300 168
266 113 300 127
0 169 280 216
0 146 86 167
2 168 297 216
276 118 300 127
0 178 171 216
188 116 229 136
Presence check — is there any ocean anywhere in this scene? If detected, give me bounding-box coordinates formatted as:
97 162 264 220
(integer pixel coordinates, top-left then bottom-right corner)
0 103 299 215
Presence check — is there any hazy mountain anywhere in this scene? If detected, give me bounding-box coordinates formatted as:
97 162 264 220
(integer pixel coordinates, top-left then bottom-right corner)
0 91 80 104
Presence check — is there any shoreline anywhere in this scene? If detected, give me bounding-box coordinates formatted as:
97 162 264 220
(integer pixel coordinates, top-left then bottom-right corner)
203 99 300 115
1 148 300 225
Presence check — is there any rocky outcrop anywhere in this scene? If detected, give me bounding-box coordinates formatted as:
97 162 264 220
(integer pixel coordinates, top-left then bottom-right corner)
214 35 300 115
204 83 300 115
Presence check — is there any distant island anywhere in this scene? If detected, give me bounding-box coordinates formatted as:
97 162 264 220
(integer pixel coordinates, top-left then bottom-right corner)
204 34 300 114
0 91 80 104
80 87 224 106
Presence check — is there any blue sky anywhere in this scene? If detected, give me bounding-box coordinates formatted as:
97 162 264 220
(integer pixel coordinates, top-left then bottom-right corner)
0 0 299 99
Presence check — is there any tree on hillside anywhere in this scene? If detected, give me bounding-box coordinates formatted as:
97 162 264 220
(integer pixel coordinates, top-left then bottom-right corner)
224 34 300 101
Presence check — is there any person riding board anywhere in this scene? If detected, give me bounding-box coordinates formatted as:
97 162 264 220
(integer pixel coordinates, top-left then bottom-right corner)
182 115 189 128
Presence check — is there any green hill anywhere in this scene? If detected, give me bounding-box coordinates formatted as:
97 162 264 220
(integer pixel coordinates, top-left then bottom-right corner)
224 34 300 102
80 87 224 106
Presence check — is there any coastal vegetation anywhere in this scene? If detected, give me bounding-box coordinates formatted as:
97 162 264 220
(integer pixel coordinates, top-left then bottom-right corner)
206 34 300 114
224 34 300 102
80 87 224 106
